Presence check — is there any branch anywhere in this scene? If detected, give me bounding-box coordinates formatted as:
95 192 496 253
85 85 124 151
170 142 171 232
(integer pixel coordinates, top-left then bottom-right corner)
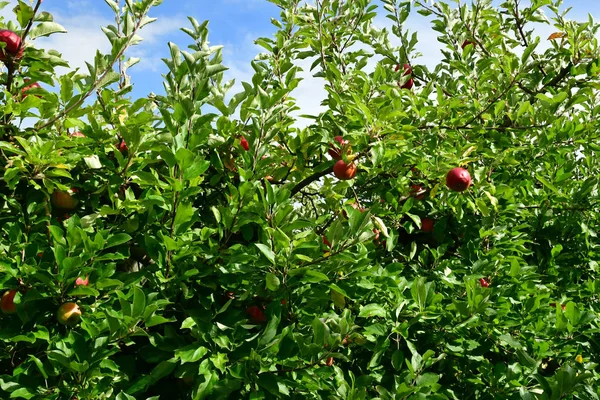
290 165 334 197
457 77 516 129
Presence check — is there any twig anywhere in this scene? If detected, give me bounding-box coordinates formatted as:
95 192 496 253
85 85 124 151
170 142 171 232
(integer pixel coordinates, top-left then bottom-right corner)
290 165 334 196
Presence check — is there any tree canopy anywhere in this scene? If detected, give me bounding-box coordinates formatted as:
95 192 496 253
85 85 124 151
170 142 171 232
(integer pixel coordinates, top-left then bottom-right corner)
1 0 600 398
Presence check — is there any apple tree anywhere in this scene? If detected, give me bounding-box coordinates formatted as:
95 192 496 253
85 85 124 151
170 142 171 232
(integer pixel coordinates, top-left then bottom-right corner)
1 0 600 398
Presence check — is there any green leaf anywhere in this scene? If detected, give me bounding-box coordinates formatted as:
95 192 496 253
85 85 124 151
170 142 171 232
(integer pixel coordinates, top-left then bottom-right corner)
359 304 387 318
176 344 209 364
265 273 280 291
255 243 276 265
28 22 67 39
105 233 132 249
132 287 146 320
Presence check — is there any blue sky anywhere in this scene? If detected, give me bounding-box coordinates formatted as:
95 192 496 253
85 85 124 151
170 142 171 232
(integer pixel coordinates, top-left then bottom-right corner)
3 0 600 120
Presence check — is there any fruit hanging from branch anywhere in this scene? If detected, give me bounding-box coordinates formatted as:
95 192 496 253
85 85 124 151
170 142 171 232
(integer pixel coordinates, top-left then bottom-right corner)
1 289 18 314
410 184 427 200
240 136 249 151
246 305 266 323
421 217 435 233
328 135 349 160
51 189 79 211
0 29 24 62
75 276 89 287
118 140 129 153
446 168 471 192
21 80 41 98
57 302 82 325
333 160 357 180
395 63 414 90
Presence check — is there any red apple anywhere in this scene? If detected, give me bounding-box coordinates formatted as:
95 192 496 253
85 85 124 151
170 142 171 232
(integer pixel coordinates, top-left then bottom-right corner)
57 213 71 223
1 289 18 314
446 168 472 192
51 190 79 210
396 63 414 90
479 278 490 288
75 276 89 287
118 140 128 153
246 305 266 323
549 302 566 311
342 202 365 218
240 136 249 151
325 357 334 366
333 160 357 180
410 184 427 200
57 302 82 325
421 217 434 233
0 30 23 61
373 229 380 241
328 135 348 160
21 80 41 98
70 131 85 138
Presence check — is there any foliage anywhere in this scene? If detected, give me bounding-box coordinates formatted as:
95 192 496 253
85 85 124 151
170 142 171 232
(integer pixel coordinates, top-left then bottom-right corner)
1 0 600 398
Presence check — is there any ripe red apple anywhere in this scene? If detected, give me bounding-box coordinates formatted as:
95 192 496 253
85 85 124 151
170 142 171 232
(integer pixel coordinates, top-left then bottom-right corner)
373 229 380 241
0 30 23 61
240 136 249 151
57 213 71 223
421 217 434 233
75 276 89 287
57 302 82 325
70 131 85 138
479 278 490 288
246 305 266 323
446 168 472 192
461 40 475 49
410 184 427 200
21 80 41 98
1 289 18 314
51 190 79 210
328 135 348 160
333 160 357 180
325 357 334 367
118 140 128 153
322 235 332 248
395 63 414 90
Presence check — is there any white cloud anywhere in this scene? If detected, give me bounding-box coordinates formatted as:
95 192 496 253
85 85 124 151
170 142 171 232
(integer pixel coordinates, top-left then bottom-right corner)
34 12 112 73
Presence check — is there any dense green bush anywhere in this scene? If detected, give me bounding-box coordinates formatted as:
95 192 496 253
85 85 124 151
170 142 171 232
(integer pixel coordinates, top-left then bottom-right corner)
1 0 599 398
